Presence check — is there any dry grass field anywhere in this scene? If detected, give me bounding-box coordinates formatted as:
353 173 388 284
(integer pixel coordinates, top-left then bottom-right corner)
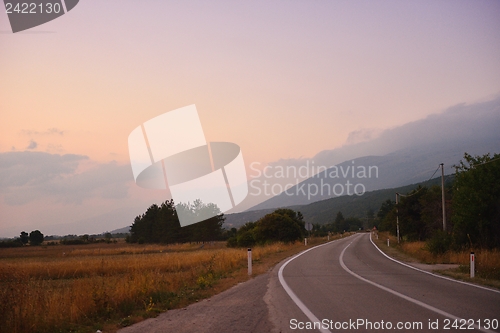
375 232 500 282
0 238 333 333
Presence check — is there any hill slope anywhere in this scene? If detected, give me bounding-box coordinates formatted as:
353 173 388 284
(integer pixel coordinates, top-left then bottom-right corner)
242 97 500 211
223 176 451 229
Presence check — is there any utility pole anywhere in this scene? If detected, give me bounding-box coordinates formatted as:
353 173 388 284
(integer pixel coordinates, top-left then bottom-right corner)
440 163 446 231
396 192 400 243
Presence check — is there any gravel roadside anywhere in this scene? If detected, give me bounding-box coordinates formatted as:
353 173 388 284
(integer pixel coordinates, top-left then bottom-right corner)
118 273 275 333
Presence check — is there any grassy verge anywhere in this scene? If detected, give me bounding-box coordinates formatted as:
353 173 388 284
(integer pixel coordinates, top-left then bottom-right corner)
372 231 500 290
0 235 344 333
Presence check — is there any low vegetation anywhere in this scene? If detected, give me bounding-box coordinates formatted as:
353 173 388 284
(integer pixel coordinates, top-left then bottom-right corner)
2 151 497 332
376 231 500 282
227 208 307 247
0 237 332 333
378 152 500 251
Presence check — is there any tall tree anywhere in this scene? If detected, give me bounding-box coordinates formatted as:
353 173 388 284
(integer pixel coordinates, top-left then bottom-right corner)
419 185 451 238
333 211 346 233
345 217 363 231
129 200 224 244
253 209 305 244
397 186 428 241
377 199 394 221
452 152 500 249
20 231 29 245
29 230 44 246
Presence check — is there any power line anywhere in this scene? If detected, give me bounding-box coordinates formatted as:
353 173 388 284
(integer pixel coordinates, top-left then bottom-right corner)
397 164 441 198
395 154 499 199
459 155 500 169
445 155 500 177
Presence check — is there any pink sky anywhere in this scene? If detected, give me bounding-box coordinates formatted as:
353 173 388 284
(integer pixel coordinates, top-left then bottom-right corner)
1 0 499 237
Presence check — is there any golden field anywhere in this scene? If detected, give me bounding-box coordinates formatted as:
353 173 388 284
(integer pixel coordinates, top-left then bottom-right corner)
0 238 330 333
375 232 500 282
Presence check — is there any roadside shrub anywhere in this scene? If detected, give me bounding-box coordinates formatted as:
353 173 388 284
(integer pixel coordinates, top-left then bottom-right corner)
426 230 452 255
226 237 238 248
236 230 256 247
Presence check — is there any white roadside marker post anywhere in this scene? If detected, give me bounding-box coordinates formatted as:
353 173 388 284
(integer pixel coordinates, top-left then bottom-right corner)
387 239 390 247
470 252 475 278
305 238 307 246
248 248 252 276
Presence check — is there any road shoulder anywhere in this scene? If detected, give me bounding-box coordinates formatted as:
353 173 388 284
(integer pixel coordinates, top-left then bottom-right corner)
370 232 500 291
118 273 274 333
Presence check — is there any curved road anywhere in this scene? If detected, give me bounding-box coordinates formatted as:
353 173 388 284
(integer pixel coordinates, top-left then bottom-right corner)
120 233 500 333
271 233 500 332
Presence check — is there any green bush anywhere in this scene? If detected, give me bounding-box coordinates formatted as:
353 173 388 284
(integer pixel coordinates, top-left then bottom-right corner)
426 230 452 255
227 209 306 247
226 237 238 248
0 240 23 248
236 230 256 247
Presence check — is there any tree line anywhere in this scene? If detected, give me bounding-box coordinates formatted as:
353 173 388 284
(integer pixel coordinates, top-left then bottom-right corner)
128 199 225 244
308 211 364 236
377 152 500 252
4 152 494 253
0 230 44 248
0 230 127 248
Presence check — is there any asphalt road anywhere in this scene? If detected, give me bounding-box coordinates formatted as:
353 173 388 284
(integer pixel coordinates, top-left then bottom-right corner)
272 233 500 333
120 233 500 333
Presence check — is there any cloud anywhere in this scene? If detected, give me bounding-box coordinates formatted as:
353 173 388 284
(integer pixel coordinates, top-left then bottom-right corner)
0 152 132 205
345 128 383 145
20 128 65 136
47 128 64 135
0 152 85 188
46 143 65 153
43 161 132 204
235 96 500 211
26 140 38 150
313 96 500 167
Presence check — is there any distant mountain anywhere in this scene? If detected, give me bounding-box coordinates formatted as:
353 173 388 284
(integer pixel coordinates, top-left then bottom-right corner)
246 97 500 211
102 175 451 232
58 98 499 236
249 142 496 211
223 176 451 229
222 208 276 229
109 226 131 234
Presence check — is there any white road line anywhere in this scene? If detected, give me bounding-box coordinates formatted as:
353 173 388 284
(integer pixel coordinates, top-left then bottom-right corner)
339 241 496 333
369 233 500 294
278 236 354 333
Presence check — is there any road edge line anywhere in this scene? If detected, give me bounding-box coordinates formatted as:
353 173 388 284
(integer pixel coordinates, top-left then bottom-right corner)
277 235 355 333
339 241 496 333
369 233 500 294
